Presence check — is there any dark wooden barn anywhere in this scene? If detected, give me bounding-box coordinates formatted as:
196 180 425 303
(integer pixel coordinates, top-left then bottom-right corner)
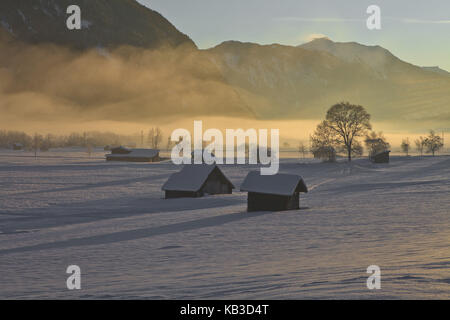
106 147 160 162
162 164 234 199
240 171 308 212
12 143 23 150
110 146 130 154
370 150 390 163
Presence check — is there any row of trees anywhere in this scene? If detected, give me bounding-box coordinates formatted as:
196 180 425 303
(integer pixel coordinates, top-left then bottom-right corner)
305 102 445 162
0 128 170 152
146 127 188 151
2 106 445 158
400 131 444 157
0 130 134 151
146 127 163 149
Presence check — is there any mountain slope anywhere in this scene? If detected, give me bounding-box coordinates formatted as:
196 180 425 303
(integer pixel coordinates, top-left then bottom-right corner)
0 0 196 49
422 66 450 76
205 39 450 123
299 38 415 79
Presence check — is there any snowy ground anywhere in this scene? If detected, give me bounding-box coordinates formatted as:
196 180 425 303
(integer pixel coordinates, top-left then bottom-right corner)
0 148 449 299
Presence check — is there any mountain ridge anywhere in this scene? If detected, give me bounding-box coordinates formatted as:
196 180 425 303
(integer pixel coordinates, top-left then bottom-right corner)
422 66 450 76
204 38 450 122
0 0 196 49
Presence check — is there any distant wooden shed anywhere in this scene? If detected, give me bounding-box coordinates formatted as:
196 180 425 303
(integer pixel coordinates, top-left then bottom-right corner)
162 164 234 199
370 150 390 163
12 143 23 150
240 171 308 212
110 146 132 155
106 147 160 162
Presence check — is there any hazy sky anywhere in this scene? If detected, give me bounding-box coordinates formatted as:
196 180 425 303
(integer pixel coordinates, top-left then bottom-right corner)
138 0 450 70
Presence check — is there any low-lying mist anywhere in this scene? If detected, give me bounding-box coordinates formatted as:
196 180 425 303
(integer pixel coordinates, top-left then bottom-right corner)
0 34 447 149
0 35 258 127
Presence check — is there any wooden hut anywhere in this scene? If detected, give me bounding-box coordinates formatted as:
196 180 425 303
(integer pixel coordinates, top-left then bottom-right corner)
12 143 23 150
106 147 160 162
162 164 234 199
110 146 131 154
240 171 308 212
370 150 390 163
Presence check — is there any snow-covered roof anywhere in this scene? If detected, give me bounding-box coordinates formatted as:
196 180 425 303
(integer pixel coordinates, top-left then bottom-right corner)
107 149 159 159
111 146 131 154
240 171 308 196
162 164 234 192
373 150 391 156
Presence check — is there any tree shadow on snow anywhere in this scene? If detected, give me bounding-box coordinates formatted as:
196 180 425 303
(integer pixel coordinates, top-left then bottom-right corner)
0 195 245 232
0 211 272 256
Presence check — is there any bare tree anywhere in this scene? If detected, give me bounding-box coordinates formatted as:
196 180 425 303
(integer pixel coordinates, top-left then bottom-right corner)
323 102 372 162
83 132 88 147
401 138 410 156
148 127 163 149
298 142 307 159
147 129 154 148
40 134 53 152
351 141 364 158
32 133 43 159
310 121 339 162
414 137 426 156
86 144 93 157
424 130 444 156
166 136 172 151
154 128 163 149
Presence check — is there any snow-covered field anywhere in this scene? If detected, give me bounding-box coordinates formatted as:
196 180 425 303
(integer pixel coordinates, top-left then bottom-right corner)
0 149 449 299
